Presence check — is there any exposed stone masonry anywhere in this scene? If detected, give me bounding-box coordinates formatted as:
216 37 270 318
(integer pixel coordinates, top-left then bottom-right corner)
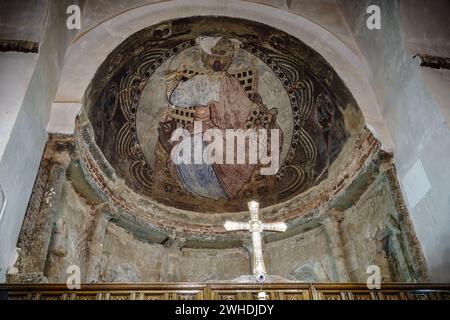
8 131 429 283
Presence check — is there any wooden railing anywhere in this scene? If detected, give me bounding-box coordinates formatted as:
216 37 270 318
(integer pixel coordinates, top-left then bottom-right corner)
1 283 449 300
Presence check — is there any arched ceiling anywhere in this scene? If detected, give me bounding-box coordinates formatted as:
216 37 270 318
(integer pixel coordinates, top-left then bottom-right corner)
84 16 361 213
55 0 392 152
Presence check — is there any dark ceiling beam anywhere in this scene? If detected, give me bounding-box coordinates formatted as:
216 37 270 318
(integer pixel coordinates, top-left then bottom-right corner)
413 54 450 70
0 39 39 53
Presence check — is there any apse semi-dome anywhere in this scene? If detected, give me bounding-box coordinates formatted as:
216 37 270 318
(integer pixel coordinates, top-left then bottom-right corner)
83 16 362 214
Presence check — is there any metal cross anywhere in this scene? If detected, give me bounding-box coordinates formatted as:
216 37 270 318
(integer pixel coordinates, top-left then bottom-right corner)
224 201 287 282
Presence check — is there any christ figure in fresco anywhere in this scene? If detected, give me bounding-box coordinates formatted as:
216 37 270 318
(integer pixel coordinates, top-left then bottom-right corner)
160 36 280 200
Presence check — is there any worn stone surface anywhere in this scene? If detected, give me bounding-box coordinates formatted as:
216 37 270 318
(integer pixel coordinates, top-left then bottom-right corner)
98 223 250 282
178 248 250 282
340 173 414 282
44 181 90 283
265 226 335 282
9 133 428 283
100 223 166 282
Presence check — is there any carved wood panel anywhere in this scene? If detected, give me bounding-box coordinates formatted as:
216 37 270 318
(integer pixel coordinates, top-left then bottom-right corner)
2 283 449 300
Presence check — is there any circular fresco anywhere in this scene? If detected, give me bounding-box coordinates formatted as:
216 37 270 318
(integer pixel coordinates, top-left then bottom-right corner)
86 17 353 213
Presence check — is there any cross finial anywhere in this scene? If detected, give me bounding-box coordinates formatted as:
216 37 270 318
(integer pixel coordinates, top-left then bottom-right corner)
248 200 259 221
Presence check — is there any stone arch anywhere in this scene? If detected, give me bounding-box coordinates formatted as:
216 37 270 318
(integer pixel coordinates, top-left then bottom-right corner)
54 0 392 150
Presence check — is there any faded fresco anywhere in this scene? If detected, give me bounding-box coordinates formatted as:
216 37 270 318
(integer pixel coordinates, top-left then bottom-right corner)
153 36 284 201
86 17 353 212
